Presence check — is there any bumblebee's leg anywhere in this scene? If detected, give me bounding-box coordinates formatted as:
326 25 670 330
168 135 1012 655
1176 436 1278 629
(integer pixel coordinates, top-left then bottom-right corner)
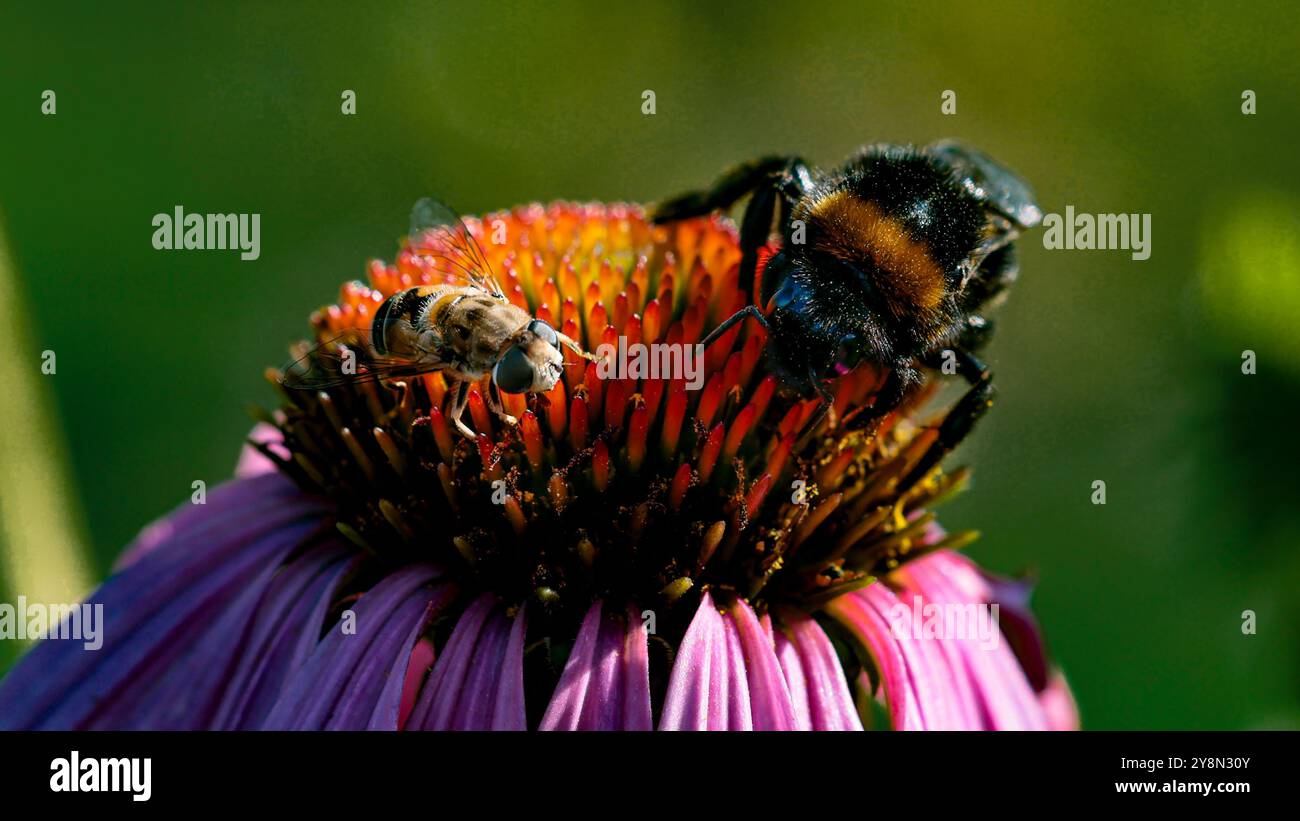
842 362 924 432
959 349 991 384
487 380 519 427
923 344 991 385
738 182 779 290
882 347 995 486
959 243 1019 312
795 372 839 448
898 378 996 489
738 160 811 296
447 379 476 440
654 156 810 294
651 156 803 224
956 315 995 354
699 305 770 350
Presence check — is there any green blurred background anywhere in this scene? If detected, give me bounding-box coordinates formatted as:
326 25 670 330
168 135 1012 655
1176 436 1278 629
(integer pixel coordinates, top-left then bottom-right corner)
1 1 1297 728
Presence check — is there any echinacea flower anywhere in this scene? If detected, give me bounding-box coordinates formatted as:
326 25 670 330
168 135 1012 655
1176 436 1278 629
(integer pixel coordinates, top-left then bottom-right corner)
0 202 1076 730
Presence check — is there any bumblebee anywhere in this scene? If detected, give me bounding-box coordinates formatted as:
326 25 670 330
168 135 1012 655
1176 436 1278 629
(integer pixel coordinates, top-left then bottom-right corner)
653 141 1042 437
282 198 590 439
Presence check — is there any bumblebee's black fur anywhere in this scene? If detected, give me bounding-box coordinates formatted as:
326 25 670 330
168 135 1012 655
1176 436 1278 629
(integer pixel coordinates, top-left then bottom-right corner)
653 141 1040 433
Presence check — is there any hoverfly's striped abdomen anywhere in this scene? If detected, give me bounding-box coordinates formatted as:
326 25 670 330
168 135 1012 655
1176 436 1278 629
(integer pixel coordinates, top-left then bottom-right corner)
372 287 435 355
370 292 397 355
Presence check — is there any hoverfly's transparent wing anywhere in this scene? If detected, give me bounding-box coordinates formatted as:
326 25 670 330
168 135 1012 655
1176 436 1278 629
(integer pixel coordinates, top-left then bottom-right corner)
278 328 448 390
407 197 506 300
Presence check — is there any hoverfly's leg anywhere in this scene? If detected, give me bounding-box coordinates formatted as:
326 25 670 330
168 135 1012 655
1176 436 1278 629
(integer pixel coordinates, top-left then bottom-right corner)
447 379 476 440
487 381 519 427
700 305 770 350
896 377 996 490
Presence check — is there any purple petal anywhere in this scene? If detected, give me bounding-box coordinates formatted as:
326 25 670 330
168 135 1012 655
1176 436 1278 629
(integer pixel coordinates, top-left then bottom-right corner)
489 616 528 730
862 583 972 729
353 582 456 730
774 633 813 730
540 602 653 730
89 540 355 729
890 589 985 729
397 638 436 730
827 550 1073 731
213 546 361 729
115 470 315 571
0 480 330 729
405 595 493 729
405 594 527 730
260 563 448 729
952 554 1051 691
720 613 753 729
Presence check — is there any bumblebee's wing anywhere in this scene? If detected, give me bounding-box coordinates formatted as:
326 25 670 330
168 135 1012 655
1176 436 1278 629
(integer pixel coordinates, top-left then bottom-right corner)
408 197 506 300
927 140 1042 287
278 329 448 390
926 140 1042 230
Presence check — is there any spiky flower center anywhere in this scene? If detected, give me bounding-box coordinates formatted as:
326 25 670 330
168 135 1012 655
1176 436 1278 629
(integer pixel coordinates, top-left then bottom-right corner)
259 202 975 645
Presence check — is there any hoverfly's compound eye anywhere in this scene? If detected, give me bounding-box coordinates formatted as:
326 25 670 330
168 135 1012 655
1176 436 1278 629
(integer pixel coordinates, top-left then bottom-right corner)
528 319 560 349
493 346 535 394
832 334 862 376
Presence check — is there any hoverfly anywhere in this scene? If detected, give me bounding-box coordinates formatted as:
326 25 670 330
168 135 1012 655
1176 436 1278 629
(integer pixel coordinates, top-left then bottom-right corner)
281 198 591 439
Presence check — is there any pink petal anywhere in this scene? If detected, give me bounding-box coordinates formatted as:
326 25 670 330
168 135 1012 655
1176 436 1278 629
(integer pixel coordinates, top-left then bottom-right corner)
825 587 925 729
898 553 1049 729
660 593 727 730
660 593 799 730
1039 669 1080 731
773 608 863 731
540 602 653 730
398 638 437 730
729 599 797 730
235 421 290 478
